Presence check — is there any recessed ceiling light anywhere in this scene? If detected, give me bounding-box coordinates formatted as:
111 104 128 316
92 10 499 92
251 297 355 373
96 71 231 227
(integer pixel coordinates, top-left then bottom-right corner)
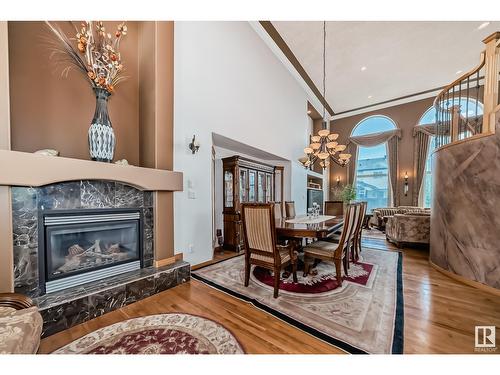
456 70 463 75
361 66 367 71
368 95 373 99
477 22 490 30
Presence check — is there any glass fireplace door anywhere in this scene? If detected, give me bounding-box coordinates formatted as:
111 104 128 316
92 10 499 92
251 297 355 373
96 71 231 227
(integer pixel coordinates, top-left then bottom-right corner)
46 220 140 280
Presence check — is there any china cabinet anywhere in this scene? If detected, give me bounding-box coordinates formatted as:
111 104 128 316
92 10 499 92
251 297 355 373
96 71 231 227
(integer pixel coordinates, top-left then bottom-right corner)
222 156 284 251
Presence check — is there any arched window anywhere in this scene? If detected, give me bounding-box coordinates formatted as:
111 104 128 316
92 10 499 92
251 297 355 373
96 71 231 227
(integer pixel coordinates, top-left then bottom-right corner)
417 98 483 207
351 115 397 211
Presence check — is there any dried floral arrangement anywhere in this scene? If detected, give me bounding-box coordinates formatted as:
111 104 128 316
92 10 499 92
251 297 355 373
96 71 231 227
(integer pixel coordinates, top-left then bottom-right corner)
45 21 127 94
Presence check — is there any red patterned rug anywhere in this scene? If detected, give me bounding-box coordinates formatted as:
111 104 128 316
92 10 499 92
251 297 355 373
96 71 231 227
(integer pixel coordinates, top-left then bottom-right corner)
53 313 244 354
253 261 374 294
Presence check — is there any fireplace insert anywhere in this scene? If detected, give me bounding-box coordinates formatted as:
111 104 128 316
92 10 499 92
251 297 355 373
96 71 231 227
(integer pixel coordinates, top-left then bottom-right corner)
38 209 143 294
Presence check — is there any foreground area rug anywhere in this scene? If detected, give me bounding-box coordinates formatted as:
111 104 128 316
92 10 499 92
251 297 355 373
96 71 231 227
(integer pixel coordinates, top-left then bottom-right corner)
193 248 403 354
362 228 387 241
53 313 244 354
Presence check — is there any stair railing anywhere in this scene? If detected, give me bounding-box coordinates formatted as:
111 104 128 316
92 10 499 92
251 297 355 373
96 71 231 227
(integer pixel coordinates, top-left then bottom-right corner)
434 32 500 149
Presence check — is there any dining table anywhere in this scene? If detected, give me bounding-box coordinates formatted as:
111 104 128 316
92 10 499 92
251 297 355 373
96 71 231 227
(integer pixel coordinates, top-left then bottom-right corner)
275 215 344 240
275 214 344 275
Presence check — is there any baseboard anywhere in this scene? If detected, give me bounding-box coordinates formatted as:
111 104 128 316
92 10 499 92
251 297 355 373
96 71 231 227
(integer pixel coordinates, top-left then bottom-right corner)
429 260 500 297
155 253 183 268
191 251 242 271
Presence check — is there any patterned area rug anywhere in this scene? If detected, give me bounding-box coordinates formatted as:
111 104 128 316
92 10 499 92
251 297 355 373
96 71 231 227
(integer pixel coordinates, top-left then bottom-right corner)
53 313 244 354
193 248 403 354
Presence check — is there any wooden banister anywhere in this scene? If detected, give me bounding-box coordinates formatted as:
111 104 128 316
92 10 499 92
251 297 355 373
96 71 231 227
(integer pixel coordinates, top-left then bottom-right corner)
482 32 500 132
434 31 500 149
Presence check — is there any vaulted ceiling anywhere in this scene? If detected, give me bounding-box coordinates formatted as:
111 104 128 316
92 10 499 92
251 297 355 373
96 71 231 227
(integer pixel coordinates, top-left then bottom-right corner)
271 21 500 114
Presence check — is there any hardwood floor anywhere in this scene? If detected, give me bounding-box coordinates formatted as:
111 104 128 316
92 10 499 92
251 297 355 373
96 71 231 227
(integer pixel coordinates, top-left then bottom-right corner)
40 235 500 354
39 278 340 354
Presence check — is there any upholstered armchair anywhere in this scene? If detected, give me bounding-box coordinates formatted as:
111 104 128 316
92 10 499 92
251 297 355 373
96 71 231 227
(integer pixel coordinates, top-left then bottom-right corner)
0 293 43 354
372 206 429 230
241 203 298 298
385 213 431 248
372 208 402 230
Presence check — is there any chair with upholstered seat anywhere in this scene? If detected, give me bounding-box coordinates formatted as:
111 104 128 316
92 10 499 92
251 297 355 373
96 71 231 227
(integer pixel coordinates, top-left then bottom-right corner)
273 201 283 220
324 201 343 216
351 201 367 262
241 203 298 298
284 201 296 219
324 201 366 264
303 203 360 287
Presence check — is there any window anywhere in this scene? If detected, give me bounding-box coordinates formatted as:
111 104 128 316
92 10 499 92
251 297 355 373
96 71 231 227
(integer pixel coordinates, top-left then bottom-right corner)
419 98 483 125
417 98 483 207
351 116 397 212
419 138 436 208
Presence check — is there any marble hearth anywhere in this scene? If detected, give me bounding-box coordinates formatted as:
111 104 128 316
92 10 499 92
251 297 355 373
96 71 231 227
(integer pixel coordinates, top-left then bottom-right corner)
36 260 190 337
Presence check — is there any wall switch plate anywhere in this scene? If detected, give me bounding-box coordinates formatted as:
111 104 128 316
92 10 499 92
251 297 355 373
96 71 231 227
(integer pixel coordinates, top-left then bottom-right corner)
188 244 194 253
188 189 196 199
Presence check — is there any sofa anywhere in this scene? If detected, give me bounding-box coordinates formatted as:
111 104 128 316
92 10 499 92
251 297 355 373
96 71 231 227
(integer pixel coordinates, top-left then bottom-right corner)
371 206 430 230
0 293 43 354
385 212 431 248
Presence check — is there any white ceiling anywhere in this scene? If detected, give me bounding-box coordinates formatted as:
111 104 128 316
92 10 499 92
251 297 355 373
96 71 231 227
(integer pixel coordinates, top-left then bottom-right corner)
272 21 500 114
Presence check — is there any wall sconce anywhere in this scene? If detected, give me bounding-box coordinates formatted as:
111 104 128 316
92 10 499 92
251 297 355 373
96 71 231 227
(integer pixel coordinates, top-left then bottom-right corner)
404 171 409 196
336 176 341 186
188 135 200 154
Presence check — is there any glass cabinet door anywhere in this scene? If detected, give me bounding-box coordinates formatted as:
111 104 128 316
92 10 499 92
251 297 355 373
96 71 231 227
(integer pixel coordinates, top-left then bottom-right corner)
239 169 248 203
265 173 273 202
224 170 234 208
248 170 256 202
257 172 265 202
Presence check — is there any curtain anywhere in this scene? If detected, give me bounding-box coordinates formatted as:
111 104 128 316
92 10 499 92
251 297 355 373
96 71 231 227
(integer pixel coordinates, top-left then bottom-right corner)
414 124 436 137
387 136 399 206
412 126 434 206
346 143 358 185
349 128 402 147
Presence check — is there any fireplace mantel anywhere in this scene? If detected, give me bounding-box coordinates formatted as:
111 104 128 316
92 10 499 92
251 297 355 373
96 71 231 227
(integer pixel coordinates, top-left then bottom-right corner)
0 150 183 191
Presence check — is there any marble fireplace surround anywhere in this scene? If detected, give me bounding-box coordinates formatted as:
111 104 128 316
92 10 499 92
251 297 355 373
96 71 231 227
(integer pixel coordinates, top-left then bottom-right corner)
12 180 156 298
0 150 184 291
10 180 191 337
0 150 187 336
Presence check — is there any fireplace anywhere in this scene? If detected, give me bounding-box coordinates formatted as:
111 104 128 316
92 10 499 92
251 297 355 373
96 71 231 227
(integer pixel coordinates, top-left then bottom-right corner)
38 209 143 294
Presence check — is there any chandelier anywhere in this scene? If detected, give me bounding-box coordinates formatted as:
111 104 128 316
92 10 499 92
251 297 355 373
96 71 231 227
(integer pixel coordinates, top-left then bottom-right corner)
299 22 351 170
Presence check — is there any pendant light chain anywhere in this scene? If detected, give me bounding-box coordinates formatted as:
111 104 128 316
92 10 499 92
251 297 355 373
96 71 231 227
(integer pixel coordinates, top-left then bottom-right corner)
322 21 326 124
298 21 352 169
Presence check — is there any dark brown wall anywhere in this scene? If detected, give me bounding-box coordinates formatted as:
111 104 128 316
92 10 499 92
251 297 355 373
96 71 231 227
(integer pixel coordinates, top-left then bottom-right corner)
329 96 435 206
8 21 140 164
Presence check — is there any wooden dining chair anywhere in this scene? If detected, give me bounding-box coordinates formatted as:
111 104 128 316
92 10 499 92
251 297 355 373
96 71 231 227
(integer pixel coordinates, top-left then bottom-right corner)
303 203 360 287
273 201 283 220
285 201 296 219
324 200 343 216
241 203 298 298
351 201 367 262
